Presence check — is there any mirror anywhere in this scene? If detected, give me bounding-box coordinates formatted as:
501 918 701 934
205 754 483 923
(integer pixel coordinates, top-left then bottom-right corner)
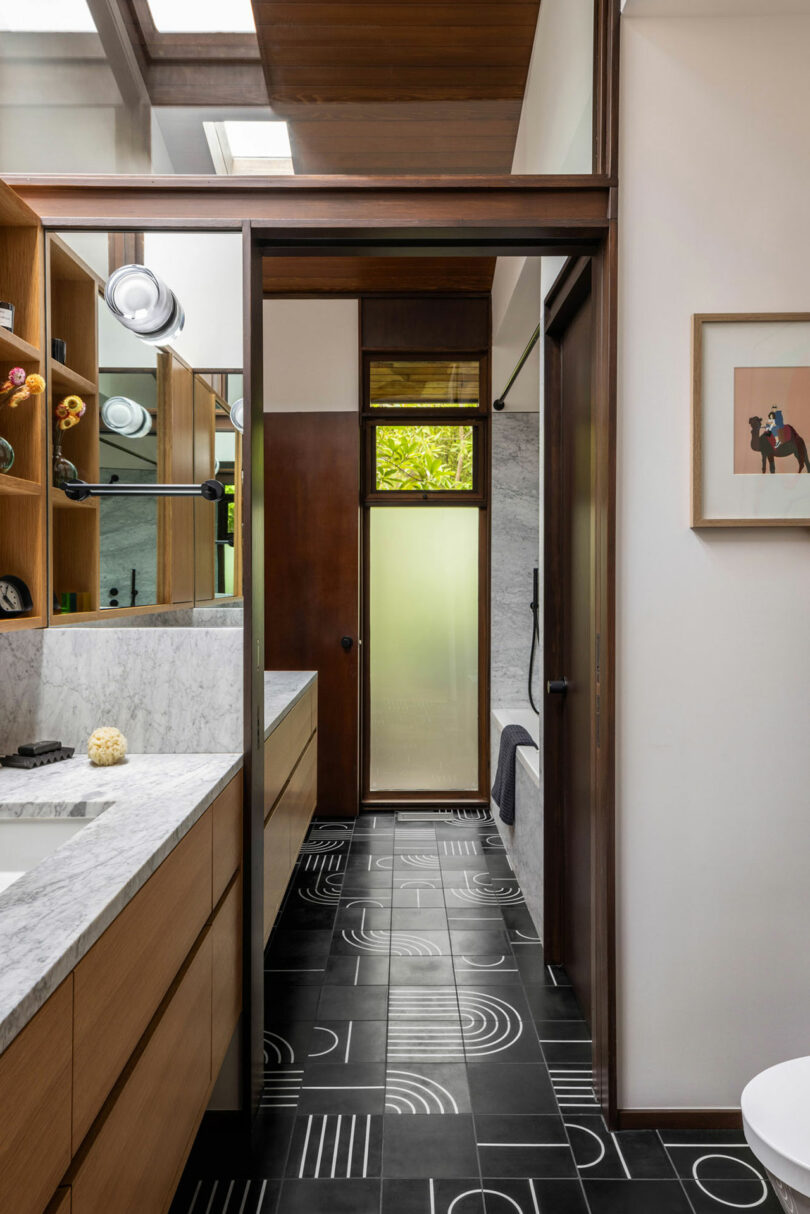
98 369 159 610
47 230 243 621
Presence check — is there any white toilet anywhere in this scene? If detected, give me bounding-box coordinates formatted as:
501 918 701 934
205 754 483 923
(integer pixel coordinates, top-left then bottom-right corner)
742 1056 810 1213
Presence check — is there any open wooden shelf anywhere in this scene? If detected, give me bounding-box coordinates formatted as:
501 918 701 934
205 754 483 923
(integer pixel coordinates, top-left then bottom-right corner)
49 357 97 397
0 475 42 497
51 487 99 510
0 181 46 633
0 326 40 364
46 233 101 625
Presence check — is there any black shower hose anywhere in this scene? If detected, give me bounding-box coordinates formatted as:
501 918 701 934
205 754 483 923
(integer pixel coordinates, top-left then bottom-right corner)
528 596 540 714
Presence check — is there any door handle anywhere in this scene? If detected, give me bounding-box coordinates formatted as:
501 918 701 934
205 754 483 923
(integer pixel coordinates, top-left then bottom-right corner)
547 678 568 695
340 636 353 651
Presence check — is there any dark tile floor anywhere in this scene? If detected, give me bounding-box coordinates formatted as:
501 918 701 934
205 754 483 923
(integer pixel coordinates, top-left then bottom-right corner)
171 809 780 1214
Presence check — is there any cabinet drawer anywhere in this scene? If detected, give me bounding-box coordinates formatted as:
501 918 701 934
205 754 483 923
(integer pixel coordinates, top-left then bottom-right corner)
287 734 318 862
263 804 290 943
264 692 313 818
72 936 212 1214
212 774 243 904
0 978 73 1214
72 810 213 1148
212 876 242 1077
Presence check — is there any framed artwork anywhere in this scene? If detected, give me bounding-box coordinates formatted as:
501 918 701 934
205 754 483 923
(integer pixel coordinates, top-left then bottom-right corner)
692 313 810 527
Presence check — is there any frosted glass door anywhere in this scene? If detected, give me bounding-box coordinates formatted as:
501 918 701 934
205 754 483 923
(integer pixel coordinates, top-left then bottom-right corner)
368 507 479 792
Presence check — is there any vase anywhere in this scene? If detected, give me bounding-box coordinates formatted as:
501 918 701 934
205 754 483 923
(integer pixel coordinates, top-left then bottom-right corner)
0 435 13 473
52 430 78 488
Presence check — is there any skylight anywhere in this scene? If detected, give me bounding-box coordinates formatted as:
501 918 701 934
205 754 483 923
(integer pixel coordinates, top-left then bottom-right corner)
146 0 256 33
224 122 291 160
0 0 96 32
203 121 294 176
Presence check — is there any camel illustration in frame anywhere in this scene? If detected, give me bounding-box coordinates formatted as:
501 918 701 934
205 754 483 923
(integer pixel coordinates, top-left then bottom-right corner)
692 313 810 526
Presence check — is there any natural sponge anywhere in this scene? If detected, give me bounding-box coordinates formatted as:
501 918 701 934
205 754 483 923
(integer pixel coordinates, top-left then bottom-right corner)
87 726 127 766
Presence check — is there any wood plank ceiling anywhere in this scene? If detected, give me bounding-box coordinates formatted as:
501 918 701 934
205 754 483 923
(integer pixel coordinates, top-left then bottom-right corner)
262 255 496 296
251 0 542 175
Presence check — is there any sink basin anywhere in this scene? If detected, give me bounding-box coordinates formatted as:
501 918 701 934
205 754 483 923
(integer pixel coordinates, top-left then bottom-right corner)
0 802 115 895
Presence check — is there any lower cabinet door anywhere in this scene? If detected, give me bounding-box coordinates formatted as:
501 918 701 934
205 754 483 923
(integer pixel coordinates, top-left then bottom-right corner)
71 936 213 1214
0 978 73 1214
212 876 242 1078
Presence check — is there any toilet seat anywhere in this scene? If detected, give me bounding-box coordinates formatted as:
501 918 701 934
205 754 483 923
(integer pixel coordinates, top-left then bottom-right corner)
742 1056 810 1199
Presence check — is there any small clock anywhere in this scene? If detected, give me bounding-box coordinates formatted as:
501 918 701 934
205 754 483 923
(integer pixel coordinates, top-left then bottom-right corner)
0 574 33 618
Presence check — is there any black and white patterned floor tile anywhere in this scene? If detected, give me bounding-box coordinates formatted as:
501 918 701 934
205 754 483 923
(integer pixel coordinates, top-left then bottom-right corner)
171 810 780 1214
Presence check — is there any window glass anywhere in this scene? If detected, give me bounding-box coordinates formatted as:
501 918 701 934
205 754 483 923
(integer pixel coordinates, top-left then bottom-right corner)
369 360 479 408
369 506 479 792
374 425 474 492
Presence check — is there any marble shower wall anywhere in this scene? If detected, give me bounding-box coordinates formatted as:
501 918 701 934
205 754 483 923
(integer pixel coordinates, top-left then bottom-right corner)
490 412 541 707
0 626 242 754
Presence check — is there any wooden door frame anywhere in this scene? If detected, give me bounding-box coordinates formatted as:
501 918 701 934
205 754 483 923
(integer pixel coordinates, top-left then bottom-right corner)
252 219 617 1126
5 165 619 1123
543 253 616 1124
360 343 491 809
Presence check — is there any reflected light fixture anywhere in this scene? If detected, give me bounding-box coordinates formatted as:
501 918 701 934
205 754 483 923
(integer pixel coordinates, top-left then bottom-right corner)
104 265 184 346
101 397 153 438
230 398 244 434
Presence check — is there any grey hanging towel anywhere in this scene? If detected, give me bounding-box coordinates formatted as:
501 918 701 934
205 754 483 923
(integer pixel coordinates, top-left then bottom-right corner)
491 724 538 826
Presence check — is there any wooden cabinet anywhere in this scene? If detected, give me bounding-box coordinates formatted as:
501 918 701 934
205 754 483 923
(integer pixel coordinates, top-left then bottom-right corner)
71 936 213 1214
212 876 242 1076
45 1191 71 1214
0 181 47 632
263 685 318 942
72 810 213 1148
264 690 314 815
212 773 243 904
0 979 73 1214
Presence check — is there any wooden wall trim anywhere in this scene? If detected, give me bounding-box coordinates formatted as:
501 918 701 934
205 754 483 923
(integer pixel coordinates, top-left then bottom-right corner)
242 222 265 1116
2 175 613 236
617 1109 744 1132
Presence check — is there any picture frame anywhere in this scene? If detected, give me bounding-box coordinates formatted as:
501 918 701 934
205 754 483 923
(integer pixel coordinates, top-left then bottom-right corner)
692 313 810 527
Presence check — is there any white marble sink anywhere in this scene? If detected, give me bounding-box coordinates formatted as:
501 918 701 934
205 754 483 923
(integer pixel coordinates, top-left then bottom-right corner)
0 802 114 895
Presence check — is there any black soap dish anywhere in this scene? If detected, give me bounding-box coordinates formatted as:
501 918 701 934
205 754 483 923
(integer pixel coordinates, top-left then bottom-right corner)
1 740 75 769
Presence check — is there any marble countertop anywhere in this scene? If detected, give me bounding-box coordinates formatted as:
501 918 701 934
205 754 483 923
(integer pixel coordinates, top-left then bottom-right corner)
0 670 316 1056
265 670 316 738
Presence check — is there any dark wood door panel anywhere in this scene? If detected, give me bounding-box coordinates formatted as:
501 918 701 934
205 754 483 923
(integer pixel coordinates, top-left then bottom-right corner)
264 413 360 817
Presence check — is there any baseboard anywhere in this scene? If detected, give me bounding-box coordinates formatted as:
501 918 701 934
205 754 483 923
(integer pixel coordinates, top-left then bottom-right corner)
616 1108 743 1131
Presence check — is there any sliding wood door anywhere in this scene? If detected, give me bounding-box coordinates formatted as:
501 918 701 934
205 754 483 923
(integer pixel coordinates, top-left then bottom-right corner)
264 413 360 818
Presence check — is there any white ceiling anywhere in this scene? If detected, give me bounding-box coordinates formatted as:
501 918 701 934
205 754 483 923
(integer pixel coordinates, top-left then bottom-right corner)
622 0 810 14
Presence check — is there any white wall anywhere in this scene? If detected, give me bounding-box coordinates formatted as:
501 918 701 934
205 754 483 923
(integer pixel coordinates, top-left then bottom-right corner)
511 0 593 176
145 233 243 370
618 13 810 1109
0 33 151 173
263 299 359 412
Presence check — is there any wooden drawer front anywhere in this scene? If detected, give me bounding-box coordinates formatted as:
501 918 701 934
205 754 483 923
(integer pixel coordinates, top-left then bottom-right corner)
287 734 318 862
212 774 243 904
212 877 242 1077
309 682 318 737
0 978 73 1214
72 936 212 1214
72 811 213 1148
264 692 313 818
264 805 290 943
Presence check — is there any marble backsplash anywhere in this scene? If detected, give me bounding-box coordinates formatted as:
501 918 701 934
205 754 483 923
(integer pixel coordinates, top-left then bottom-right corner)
490 412 540 707
0 626 242 754
72 606 244 628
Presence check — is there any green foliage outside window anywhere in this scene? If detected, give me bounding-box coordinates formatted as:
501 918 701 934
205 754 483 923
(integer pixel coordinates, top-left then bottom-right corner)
375 424 474 491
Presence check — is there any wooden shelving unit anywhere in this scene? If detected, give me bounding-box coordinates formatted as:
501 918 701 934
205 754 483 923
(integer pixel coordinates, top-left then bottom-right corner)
0 182 46 632
46 234 101 623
